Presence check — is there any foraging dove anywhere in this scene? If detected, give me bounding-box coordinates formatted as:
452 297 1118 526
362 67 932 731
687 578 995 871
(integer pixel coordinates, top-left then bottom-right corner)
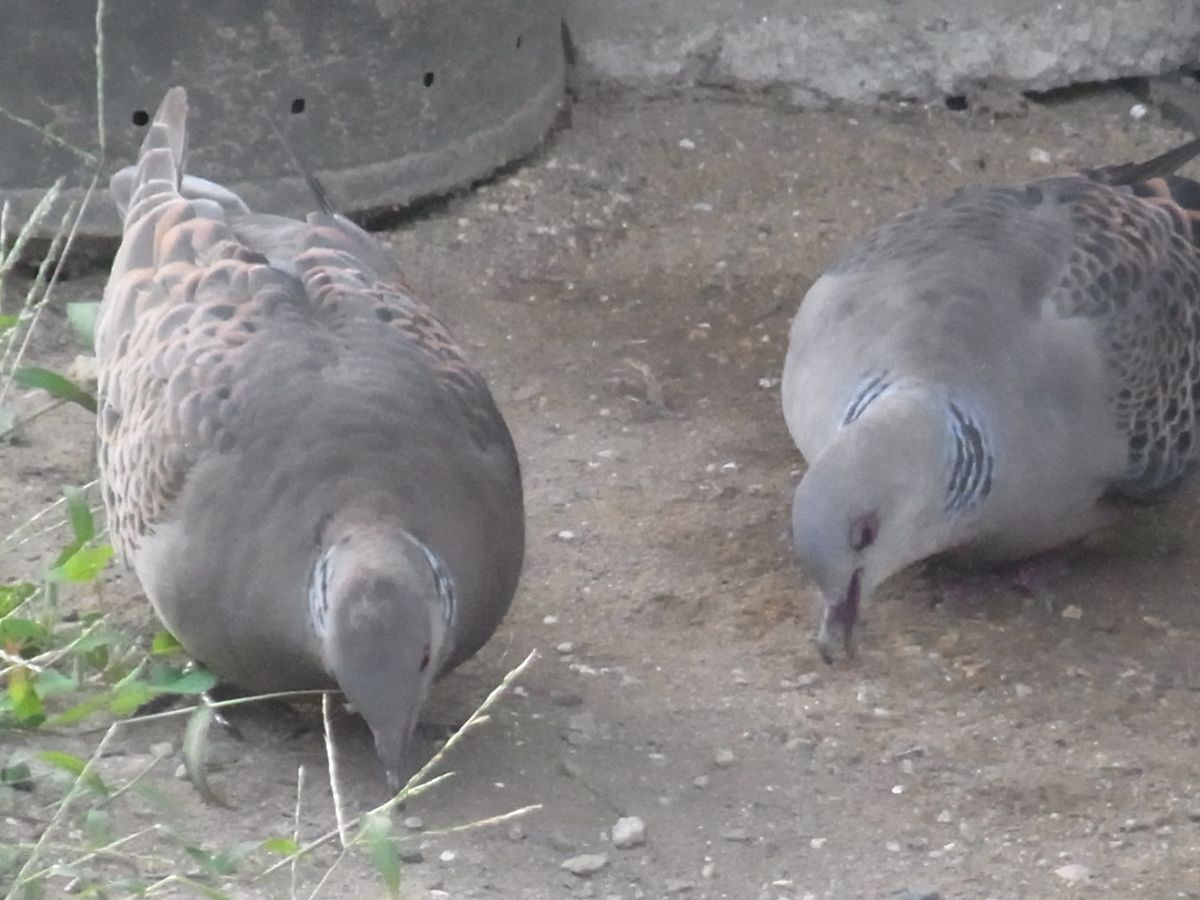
97 88 525 788
782 135 1200 662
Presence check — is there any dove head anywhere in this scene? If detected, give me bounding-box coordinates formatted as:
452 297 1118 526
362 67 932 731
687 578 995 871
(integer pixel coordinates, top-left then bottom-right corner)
791 390 952 662
311 526 454 793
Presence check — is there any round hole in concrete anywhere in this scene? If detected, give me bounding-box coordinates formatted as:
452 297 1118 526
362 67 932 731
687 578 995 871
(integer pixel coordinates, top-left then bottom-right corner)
131 109 149 126
290 97 306 114
422 71 435 88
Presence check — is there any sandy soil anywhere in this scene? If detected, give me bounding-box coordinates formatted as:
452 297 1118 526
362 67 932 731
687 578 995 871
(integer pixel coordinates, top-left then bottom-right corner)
3 85 1200 899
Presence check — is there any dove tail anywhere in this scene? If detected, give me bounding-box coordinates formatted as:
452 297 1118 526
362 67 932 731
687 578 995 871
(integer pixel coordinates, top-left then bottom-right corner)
109 87 189 223
1087 133 1200 187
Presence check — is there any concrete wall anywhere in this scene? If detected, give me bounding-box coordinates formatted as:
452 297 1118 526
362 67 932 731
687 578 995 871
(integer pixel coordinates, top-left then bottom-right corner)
565 0 1200 105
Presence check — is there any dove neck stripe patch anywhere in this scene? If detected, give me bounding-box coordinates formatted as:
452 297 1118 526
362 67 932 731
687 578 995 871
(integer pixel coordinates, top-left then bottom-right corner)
945 402 994 513
843 370 892 426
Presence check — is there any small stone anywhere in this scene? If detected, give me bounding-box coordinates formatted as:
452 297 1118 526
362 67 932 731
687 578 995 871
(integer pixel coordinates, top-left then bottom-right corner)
714 749 736 768
701 862 716 879
543 614 559 625
1015 683 1033 698
611 816 646 849
1061 605 1083 620
1129 103 1149 120
556 530 577 542
810 837 826 849
561 853 609 876
402 815 424 831
398 847 424 864
678 138 696 150
795 672 819 687
1054 864 1090 883
506 823 527 842
439 850 456 862
886 841 902 852
556 642 576 654
721 828 751 843
174 764 187 779
936 810 954 824
664 880 694 894
692 775 710 789
149 742 175 758
1029 147 1052 164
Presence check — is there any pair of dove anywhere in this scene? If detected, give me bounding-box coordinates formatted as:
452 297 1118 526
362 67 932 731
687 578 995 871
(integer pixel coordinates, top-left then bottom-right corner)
98 87 1200 788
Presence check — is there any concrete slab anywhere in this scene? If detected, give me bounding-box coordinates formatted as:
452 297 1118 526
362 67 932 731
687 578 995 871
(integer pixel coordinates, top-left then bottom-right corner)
566 0 1200 105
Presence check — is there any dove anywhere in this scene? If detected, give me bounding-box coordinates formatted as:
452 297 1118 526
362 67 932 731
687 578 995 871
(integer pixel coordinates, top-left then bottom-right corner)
97 87 525 789
782 135 1200 663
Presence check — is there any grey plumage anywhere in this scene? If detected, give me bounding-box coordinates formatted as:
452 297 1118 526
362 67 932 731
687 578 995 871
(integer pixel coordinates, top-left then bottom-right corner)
98 88 525 788
782 136 1200 662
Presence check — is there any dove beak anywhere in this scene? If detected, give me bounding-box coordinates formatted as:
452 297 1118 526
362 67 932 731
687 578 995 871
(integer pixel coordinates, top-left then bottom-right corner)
815 568 861 663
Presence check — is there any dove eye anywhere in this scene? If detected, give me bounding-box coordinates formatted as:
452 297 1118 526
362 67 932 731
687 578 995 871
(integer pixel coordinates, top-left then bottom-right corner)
849 513 879 552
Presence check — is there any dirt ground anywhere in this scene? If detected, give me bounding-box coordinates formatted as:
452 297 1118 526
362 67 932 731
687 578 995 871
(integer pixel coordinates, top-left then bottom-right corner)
3 85 1200 899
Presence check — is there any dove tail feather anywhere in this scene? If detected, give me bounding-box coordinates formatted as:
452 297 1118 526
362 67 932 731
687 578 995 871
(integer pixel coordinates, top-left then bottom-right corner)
1087 134 1200 188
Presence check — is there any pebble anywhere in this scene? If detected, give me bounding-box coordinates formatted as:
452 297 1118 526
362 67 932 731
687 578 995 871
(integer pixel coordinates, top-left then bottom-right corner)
149 742 175 758
1029 147 1052 164
506 823 527 842
714 749 736 768
936 810 954 824
561 853 609 876
1015 683 1033 698
402 816 424 831
398 847 424 864
678 138 696 150
721 827 751 843
664 880 694 894
692 775 710 789
1061 605 1083 620
1054 864 1090 883
556 530 577 542
1129 103 1149 120
701 862 717 879
611 815 646 849
810 837 826 849
556 642 576 654
439 850 456 862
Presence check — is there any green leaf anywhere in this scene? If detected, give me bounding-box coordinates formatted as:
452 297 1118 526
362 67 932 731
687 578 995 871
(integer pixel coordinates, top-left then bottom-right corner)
32 668 75 697
37 750 108 796
1 761 33 791
211 840 262 875
63 486 94 544
156 668 218 695
151 630 184 655
7 669 44 726
0 582 36 617
260 836 300 855
0 314 19 334
0 617 49 649
108 680 158 716
84 808 112 846
45 692 109 727
360 811 402 897
10 366 96 413
65 302 99 351
47 544 112 583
